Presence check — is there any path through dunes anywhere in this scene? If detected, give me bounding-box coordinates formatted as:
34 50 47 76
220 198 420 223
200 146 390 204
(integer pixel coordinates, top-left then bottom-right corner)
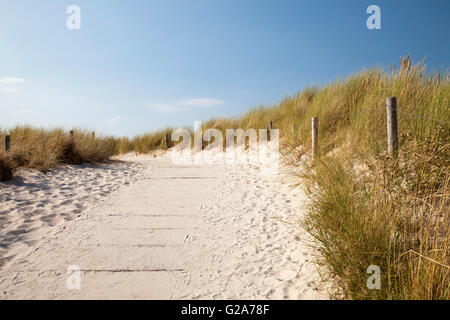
0 152 325 299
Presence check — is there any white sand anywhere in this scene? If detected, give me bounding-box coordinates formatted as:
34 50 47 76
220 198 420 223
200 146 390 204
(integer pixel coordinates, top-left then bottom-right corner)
0 149 326 299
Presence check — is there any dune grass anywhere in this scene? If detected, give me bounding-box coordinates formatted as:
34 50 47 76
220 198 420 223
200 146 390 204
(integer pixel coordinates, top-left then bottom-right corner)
289 56 449 300
244 55 448 300
0 127 116 181
231 55 448 300
116 128 174 154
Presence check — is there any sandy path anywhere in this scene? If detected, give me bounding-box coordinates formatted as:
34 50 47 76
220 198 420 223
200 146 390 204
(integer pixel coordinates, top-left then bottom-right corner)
0 152 325 299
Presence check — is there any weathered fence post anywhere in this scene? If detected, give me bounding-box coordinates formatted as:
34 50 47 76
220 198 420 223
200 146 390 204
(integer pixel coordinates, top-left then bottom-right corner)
4 135 10 153
165 133 169 147
92 131 95 139
312 117 318 158
268 121 273 141
386 97 398 158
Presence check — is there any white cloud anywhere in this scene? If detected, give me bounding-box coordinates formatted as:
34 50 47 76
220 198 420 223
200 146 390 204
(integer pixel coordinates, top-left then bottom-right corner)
0 77 27 95
147 98 224 113
179 98 224 107
109 115 121 124
0 77 26 84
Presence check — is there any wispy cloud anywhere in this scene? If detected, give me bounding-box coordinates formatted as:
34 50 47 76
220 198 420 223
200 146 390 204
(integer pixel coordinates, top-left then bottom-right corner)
0 77 27 94
0 77 26 84
147 98 224 113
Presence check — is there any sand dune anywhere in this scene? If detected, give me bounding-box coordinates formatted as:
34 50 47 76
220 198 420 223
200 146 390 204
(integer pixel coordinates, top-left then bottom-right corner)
0 150 325 299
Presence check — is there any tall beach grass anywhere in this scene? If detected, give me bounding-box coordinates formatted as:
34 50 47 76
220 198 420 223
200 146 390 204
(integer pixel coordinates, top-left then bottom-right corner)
0 127 116 181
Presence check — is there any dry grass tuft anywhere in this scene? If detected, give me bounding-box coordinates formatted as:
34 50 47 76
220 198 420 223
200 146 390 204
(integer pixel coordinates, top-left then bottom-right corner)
0 127 115 180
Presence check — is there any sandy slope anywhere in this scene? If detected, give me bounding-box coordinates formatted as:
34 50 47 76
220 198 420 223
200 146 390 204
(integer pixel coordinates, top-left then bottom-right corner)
0 150 326 299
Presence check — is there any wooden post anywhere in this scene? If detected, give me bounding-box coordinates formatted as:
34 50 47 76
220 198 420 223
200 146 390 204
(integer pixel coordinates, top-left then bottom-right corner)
165 133 169 147
4 135 10 153
386 97 398 158
312 117 318 158
92 131 95 139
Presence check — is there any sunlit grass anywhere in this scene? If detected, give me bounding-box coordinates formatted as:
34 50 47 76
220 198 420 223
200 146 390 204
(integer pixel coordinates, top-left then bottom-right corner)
0 127 116 180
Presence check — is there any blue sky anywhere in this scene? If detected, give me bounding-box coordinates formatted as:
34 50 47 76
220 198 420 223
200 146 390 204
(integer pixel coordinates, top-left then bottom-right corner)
0 0 449 137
